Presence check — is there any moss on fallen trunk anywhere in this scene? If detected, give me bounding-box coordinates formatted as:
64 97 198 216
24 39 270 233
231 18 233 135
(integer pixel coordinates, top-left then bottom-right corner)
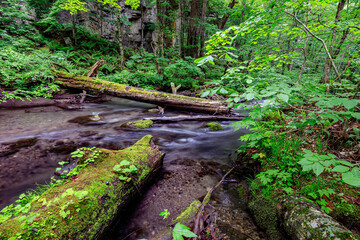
0 135 164 239
51 68 230 114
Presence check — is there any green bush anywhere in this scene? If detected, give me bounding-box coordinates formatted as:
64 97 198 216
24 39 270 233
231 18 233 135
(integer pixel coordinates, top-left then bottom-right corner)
163 59 204 89
104 70 163 90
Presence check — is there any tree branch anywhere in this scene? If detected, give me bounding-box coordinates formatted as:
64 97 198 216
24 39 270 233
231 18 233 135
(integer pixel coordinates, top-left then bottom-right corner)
284 11 341 79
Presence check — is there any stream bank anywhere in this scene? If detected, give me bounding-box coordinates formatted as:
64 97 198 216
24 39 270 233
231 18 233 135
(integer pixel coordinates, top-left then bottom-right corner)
0 96 267 239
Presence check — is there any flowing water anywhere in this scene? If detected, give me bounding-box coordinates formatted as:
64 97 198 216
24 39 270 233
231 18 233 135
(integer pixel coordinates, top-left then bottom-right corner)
0 97 266 239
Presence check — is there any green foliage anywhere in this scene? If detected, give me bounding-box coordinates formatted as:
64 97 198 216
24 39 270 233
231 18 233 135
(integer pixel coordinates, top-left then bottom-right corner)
0 47 62 101
164 60 204 89
172 223 198 240
113 160 138 182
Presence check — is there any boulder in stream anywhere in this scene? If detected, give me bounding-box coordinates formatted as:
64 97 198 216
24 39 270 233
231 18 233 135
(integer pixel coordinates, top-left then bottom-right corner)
0 135 164 239
119 119 154 129
0 137 38 157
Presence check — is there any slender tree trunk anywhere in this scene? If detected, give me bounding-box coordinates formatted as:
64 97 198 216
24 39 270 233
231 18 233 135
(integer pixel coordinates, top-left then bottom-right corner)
179 0 184 57
156 0 164 57
140 1 144 49
116 11 124 70
218 0 237 30
199 0 207 57
297 34 309 84
72 14 77 46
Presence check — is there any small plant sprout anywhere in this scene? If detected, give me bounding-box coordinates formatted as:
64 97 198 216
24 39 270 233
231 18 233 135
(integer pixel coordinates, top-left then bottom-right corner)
113 160 138 182
159 209 170 219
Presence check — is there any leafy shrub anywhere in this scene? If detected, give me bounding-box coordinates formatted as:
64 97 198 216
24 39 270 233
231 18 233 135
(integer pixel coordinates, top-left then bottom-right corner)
163 60 204 89
104 70 163 89
0 47 80 101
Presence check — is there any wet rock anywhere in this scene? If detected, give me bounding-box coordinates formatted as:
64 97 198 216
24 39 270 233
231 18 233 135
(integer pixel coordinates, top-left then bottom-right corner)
49 144 77 154
56 103 83 110
0 138 38 157
205 122 224 131
68 114 106 125
118 119 154 129
79 131 98 137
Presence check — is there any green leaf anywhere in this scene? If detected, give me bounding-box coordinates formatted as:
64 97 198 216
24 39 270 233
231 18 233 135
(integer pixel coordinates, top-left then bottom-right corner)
245 93 255 101
201 90 210 98
277 93 289 103
313 162 325 176
351 112 360 119
343 100 359 110
332 165 350 173
336 160 353 167
172 223 198 240
119 175 128 181
342 172 360 187
120 160 130 166
113 164 122 172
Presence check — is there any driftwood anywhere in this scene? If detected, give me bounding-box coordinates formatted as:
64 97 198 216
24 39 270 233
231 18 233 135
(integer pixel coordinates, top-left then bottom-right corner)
277 195 359 240
145 115 246 123
87 60 106 77
0 135 164 239
51 69 230 114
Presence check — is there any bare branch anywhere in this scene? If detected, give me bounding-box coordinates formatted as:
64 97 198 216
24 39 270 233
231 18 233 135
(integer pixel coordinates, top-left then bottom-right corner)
284 11 341 79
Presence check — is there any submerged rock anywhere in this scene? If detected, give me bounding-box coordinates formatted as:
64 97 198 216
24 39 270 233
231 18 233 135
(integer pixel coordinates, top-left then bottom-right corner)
68 114 105 125
0 137 38 157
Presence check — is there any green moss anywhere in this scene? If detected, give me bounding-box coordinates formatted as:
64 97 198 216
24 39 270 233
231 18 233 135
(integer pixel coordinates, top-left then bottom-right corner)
0 135 163 239
52 69 226 103
249 192 285 240
172 200 201 225
206 122 224 131
132 119 154 129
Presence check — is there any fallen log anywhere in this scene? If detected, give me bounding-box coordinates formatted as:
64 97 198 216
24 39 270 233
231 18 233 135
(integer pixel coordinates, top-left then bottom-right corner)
145 115 245 123
51 68 230 114
277 195 359 240
0 135 164 239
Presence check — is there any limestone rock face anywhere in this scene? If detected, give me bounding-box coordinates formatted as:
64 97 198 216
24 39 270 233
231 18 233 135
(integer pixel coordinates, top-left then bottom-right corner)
57 2 157 51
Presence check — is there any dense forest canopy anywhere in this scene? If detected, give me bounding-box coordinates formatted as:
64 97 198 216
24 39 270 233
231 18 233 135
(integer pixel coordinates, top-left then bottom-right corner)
1 0 360 238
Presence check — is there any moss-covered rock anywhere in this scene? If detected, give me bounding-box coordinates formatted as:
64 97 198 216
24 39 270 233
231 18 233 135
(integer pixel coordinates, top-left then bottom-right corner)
0 135 164 239
120 119 154 129
206 122 224 131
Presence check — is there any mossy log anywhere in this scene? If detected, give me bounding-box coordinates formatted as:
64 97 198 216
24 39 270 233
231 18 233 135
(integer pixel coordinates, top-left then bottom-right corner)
52 69 230 114
0 135 164 239
277 195 360 240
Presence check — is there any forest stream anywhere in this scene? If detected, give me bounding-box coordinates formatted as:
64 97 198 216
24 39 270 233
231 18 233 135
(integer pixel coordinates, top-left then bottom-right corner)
0 97 266 240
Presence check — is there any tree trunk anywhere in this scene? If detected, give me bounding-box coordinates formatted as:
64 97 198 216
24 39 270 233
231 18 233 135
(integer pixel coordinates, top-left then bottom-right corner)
52 69 231 114
186 0 202 58
199 0 207 57
116 11 124 70
0 135 164 239
218 0 237 30
277 195 357 240
141 1 144 49
72 14 77 46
